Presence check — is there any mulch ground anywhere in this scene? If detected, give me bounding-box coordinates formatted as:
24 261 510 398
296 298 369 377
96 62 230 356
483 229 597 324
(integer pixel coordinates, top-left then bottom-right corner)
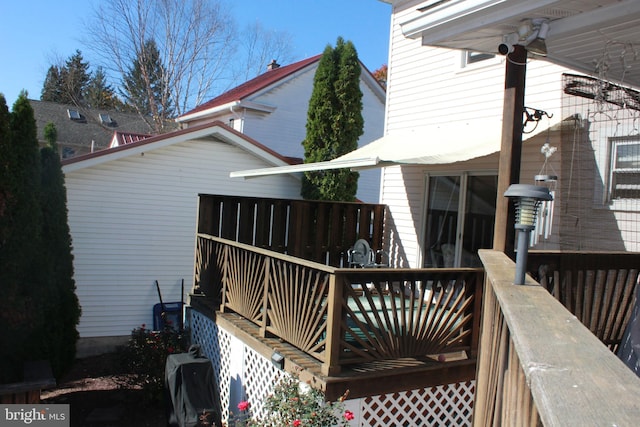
41 352 167 427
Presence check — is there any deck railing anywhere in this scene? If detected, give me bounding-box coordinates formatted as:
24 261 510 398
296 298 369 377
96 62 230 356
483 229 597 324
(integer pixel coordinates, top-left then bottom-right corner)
528 250 640 352
194 234 483 375
474 250 640 426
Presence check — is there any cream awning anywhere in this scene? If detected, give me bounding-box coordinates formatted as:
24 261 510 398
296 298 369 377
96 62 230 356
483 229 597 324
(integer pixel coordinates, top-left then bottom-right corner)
230 120 504 179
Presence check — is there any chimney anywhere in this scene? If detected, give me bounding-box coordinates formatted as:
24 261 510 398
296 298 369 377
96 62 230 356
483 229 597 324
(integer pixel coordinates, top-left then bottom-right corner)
267 59 280 71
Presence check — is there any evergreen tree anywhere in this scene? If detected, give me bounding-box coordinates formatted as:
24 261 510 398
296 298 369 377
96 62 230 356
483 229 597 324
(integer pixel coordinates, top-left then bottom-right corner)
85 67 121 110
40 122 81 377
0 92 45 382
44 121 57 145
301 37 363 201
41 66 64 103
0 96 81 382
60 50 91 105
40 50 91 106
121 39 173 132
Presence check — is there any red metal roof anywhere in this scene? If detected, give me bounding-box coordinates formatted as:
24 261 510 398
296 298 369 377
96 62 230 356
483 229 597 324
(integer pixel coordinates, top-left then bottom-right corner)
180 55 321 118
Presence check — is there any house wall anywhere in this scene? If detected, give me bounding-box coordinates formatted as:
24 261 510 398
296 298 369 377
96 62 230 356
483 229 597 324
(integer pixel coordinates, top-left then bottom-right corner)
64 138 302 344
186 64 386 203
380 1 579 267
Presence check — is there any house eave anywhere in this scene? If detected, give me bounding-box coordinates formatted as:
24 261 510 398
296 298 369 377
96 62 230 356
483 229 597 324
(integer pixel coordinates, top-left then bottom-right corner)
177 100 276 123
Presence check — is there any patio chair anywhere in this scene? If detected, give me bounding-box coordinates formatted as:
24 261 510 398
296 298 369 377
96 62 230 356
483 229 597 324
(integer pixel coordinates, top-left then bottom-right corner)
347 239 388 268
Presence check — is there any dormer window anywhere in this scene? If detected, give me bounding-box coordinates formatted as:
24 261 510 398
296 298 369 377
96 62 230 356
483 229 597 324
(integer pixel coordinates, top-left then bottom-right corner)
67 109 82 120
99 113 114 125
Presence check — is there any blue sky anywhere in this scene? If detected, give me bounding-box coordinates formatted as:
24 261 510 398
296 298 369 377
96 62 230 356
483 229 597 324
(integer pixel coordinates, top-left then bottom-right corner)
0 0 391 107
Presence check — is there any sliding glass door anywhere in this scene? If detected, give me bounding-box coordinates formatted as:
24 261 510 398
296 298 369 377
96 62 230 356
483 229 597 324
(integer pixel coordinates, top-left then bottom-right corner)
423 174 497 268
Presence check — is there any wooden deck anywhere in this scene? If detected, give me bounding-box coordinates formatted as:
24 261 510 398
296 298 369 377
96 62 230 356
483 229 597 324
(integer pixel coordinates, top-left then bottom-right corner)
190 202 640 418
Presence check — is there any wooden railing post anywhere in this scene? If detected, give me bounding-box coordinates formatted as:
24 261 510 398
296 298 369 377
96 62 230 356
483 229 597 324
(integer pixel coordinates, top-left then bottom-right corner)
322 272 343 376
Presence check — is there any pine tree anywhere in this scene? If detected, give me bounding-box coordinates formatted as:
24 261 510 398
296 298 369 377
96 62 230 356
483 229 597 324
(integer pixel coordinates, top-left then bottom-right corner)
85 67 121 110
301 37 363 201
41 66 64 103
121 39 173 132
60 50 91 105
40 51 91 106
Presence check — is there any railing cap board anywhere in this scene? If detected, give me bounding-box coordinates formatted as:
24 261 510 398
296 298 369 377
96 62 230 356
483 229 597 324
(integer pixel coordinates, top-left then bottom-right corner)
479 250 640 426
198 233 336 273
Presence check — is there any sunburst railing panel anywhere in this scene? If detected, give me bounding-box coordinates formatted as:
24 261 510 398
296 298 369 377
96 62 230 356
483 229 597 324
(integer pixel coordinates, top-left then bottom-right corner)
336 270 483 365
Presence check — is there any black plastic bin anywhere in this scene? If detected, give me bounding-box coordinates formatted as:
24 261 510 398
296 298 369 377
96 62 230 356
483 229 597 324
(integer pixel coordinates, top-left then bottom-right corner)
165 345 222 427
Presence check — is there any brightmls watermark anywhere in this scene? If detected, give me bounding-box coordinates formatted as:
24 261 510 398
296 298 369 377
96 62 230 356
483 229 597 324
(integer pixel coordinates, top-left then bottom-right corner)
0 405 69 426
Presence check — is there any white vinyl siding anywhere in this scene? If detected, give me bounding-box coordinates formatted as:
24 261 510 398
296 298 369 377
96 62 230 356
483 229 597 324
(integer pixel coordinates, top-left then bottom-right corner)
380 0 578 265
65 138 301 338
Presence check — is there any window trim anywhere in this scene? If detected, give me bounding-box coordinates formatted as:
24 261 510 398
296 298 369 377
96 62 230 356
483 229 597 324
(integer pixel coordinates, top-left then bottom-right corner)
608 136 640 201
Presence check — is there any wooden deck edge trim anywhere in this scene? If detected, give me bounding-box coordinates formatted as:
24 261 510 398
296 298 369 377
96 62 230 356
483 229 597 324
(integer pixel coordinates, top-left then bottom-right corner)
478 249 640 426
323 359 477 401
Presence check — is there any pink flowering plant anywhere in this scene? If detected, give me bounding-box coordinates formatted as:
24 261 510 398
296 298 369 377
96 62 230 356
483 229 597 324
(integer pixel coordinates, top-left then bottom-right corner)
228 374 352 427
119 322 189 402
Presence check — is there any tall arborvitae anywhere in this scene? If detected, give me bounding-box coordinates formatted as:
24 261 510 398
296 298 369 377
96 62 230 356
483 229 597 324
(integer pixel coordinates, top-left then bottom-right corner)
40 122 81 377
301 37 363 201
0 92 45 382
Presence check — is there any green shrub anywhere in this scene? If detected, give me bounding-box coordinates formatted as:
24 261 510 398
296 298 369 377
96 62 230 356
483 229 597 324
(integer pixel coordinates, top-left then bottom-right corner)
229 373 353 427
119 323 189 403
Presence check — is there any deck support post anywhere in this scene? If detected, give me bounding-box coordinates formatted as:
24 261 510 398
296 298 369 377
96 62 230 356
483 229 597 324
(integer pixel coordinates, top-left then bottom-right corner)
493 45 527 259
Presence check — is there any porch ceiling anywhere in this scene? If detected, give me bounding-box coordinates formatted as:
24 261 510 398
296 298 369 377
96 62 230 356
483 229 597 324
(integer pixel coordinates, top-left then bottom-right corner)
398 0 640 89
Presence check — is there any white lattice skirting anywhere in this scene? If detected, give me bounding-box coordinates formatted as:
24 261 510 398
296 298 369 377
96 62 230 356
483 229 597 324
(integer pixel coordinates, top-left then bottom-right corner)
189 309 475 426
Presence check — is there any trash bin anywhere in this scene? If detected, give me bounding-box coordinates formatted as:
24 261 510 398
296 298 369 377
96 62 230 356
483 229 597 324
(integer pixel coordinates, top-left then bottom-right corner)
165 345 222 427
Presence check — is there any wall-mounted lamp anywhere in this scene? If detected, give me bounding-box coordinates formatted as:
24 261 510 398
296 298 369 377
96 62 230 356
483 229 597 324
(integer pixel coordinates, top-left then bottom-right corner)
525 19 549 56
500 19 550 57
504 184 553 285
271 351 285 370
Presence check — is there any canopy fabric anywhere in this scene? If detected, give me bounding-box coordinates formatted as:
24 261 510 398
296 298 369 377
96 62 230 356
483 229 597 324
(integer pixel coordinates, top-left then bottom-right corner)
230 120 503 179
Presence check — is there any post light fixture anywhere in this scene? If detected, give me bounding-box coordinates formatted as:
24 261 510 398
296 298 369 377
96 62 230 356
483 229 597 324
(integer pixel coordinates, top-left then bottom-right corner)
504 184 553 285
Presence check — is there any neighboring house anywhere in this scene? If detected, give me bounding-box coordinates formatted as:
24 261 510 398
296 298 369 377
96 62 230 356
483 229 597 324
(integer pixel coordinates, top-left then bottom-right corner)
62 121 302 355
177 56 386 203
30 100 174 159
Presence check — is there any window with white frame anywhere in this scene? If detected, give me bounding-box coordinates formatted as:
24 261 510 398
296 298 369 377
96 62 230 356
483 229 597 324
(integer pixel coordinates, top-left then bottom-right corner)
610 137 640 200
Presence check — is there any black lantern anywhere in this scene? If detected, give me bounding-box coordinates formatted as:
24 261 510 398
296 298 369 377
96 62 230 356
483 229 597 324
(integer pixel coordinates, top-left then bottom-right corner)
504 184 553 284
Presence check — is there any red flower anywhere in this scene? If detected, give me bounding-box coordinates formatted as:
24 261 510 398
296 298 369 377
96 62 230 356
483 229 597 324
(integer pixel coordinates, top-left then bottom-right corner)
237 401 250 412
293 420 301 427
344 410 355 421
168 346 175 353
